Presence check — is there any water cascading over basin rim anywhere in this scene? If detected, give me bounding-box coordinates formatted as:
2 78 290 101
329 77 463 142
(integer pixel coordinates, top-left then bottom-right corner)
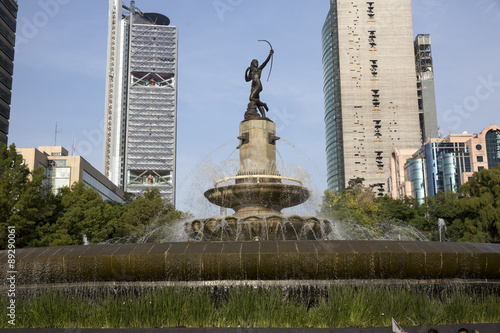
187 214 332 241
204 182 310 214
1 241 499 287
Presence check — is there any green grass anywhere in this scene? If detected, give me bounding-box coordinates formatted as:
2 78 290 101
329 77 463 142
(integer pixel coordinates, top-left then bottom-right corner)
1 285 499 328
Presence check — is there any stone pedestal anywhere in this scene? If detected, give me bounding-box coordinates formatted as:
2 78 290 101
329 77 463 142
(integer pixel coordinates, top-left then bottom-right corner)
237 119 280 178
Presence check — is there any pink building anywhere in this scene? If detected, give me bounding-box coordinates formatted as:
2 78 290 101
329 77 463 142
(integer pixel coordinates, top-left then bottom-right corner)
388 124 500 201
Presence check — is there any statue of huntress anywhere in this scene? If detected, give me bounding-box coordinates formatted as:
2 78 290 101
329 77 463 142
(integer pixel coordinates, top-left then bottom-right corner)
245 44 274 118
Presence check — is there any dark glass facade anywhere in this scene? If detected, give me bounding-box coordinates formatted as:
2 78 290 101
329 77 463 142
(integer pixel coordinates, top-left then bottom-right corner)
408 141 471 203
485 130 500 169
0 0 17 144
322 3 344 192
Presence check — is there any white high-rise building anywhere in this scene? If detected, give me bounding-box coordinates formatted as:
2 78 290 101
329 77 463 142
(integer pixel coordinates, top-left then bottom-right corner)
103 0 177 203
322 0 422 195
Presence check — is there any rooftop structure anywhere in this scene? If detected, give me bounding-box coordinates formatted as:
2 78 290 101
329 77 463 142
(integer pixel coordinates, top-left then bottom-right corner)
414 34 438 142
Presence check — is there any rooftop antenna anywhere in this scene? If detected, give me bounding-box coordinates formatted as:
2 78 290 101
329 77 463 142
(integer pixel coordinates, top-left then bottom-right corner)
54 122 63 146
54 122 58 145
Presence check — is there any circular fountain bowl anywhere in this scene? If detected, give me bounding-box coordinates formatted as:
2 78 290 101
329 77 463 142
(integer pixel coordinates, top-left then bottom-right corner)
204 183 310 216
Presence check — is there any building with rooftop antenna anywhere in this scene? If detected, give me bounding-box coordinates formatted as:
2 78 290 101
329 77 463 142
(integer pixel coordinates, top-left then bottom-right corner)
103 0 177 204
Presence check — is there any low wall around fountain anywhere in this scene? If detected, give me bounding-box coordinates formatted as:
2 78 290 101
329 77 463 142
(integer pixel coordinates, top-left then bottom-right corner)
1 240 499 287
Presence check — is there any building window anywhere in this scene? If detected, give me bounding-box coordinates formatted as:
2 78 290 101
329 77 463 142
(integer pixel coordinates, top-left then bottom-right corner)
55 167 70 178
47 165 71 193
83 171 124 204
52 178 70 189
47 167 70 177
485 130 500 168
49 159 66 166
477 156 483 162
127 170 172 186
478 166 484 171
476 144 482 150
131 72 175 88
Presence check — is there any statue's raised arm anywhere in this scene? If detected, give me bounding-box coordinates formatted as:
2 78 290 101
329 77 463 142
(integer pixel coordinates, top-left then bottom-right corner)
259 49 274 71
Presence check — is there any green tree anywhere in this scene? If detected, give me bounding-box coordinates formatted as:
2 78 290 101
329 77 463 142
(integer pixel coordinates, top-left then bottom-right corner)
0 143 59 248
43 181 121 246
376 195 428 230
452 166 500 243
422 190 459 240
0 143 189 248
321 178 380 226
321 178 435 238
116 188 186 237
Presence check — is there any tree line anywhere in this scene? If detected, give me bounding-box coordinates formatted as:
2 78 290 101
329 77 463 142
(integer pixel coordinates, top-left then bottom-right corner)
2 141 499 248
320 167 500 243
0 143 188 249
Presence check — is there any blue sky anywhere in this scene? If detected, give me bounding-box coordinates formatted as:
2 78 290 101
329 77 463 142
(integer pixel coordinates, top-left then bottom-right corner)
9 0 500 213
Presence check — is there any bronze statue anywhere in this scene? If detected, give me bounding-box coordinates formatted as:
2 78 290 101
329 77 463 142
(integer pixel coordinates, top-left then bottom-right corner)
245 41 274 119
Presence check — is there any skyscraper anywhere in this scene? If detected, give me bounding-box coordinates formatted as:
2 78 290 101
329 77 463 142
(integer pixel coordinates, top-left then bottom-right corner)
0 0 18 145
414 34 438 143
103 0 177 203
322 0 422 195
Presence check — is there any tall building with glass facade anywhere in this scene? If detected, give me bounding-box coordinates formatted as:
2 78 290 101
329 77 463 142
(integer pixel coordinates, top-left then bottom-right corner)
322 0 422 195
407 138 472 203
103 0 177 203
0 0 17 145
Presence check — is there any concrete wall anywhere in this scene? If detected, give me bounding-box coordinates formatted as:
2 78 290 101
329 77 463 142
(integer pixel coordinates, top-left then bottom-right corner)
336 0 421 194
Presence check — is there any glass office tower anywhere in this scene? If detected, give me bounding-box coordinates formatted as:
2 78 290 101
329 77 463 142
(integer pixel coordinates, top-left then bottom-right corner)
103 0 177 203
0 0 17 144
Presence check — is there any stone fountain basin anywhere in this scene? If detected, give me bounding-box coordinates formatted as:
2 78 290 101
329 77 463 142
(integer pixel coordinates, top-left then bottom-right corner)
187 215 333 241
2 241 499 285
204 183 310 215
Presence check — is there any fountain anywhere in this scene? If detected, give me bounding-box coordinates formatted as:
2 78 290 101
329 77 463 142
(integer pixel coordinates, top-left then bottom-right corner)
185 113 333 241
183 44 333 241
1 46 499 290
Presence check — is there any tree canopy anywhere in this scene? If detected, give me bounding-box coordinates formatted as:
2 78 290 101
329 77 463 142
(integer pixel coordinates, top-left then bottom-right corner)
452 166 500 243
320 170 500 244
0 143 59 248
0 143 187 249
